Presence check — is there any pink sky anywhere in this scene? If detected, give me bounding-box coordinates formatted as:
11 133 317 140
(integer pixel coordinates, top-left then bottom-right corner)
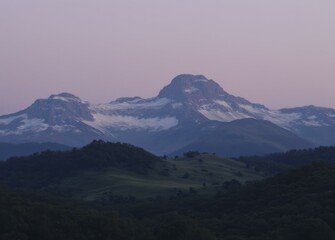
1 0 335 115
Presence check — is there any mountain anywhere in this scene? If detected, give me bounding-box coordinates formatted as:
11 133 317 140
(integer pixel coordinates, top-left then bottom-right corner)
169 119 312 157
0 93 109 146
0 142 71 161
1 74 332 156
277 106 335 146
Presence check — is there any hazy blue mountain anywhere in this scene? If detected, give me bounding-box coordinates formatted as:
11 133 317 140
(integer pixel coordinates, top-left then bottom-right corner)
168 119 313 157
277 106 335 146
0 93 109 146
0 142 71 161
0 74 331 156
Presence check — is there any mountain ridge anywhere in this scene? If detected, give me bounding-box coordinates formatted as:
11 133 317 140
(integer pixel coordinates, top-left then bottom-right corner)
0 74 332 155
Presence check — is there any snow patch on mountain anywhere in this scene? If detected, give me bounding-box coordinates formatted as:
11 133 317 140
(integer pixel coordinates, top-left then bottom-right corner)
0 116 49 136
307 115 317 120
239 104 265 115
85 114 178 132
302 120 323 127
51 96 75 102
198 105 251 122
215 100 232 109
17 118 49 134
0 114 27 125
198 102 305 129
264 111 301 128
194 78 209 82
94 98 172 111
51 125 78 133
184 87 199 93
172 103 183 109
49 93 86 104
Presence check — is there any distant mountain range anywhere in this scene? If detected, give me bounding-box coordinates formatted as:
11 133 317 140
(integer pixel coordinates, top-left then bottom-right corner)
1 74 334 156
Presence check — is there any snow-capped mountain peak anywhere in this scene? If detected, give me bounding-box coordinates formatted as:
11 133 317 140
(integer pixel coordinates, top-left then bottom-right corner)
154 74 269 122
48 92 85 104
0 74 335 149
25 93 93 124
158 74 228 103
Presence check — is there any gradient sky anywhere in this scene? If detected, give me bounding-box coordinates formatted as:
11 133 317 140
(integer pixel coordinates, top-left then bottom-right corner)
1 0 335 115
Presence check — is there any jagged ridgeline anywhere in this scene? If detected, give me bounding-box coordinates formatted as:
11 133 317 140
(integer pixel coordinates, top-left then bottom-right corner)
1 74 334 156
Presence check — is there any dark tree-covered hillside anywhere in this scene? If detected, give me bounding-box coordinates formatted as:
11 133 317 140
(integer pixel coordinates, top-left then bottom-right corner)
1 162 335 239
237 146 335 174
0 140 159 189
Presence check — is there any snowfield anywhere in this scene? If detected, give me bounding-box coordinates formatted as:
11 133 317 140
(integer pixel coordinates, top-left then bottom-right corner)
85 114 178 132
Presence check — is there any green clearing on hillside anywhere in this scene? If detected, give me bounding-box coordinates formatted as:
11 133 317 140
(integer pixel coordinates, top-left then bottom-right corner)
56 153 262 200
0 141 263 200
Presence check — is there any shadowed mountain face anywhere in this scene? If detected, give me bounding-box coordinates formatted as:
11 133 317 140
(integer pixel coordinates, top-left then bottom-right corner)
167 119 313 157
1 74 333 156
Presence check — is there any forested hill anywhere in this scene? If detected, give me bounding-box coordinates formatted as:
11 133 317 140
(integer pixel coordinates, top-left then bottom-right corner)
124 162 335 240
237 146 335 174
0 140 160 189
